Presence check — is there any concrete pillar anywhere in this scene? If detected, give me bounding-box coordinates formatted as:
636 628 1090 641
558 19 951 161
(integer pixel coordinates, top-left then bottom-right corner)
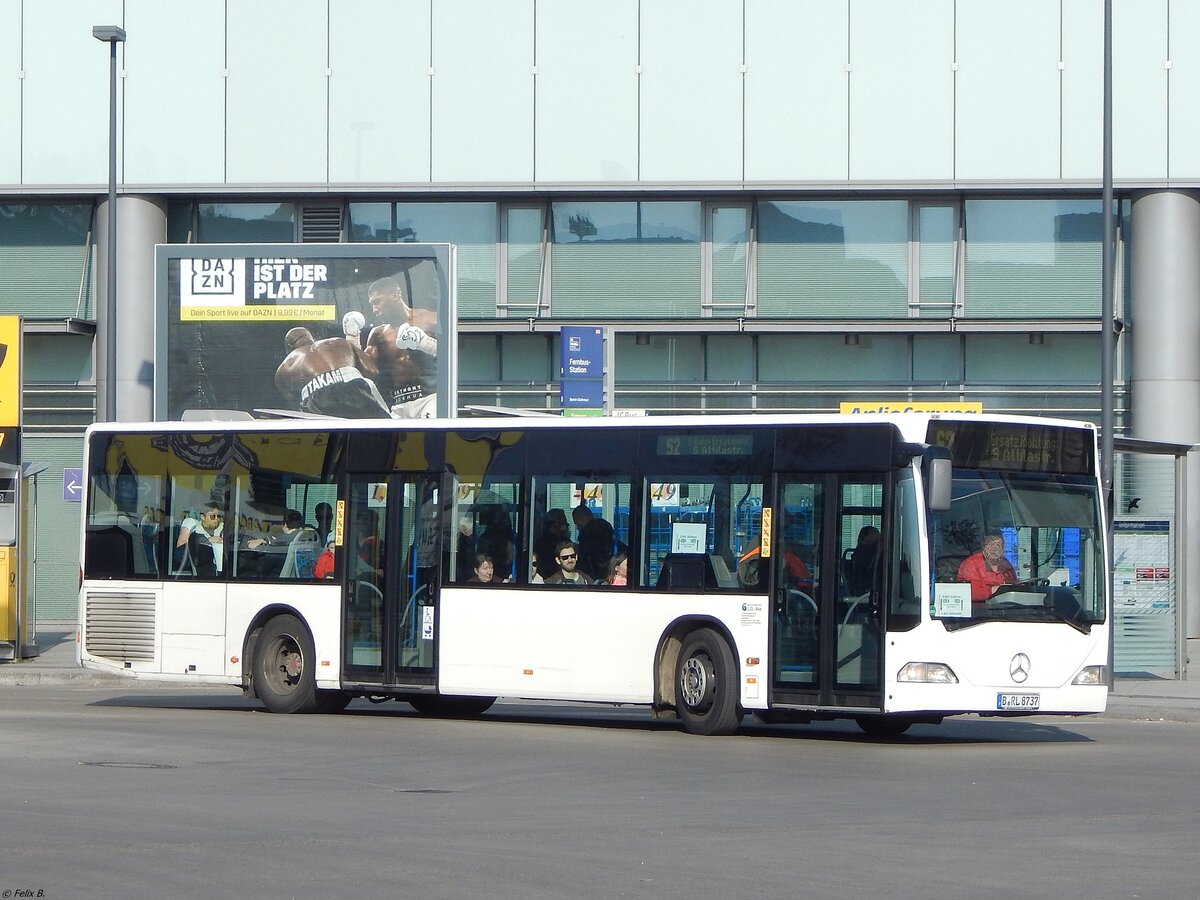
94 194 165 422
1129 189 1200 637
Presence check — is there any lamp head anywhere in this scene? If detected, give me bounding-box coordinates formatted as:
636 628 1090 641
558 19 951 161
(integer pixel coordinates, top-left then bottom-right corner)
92 25 126 43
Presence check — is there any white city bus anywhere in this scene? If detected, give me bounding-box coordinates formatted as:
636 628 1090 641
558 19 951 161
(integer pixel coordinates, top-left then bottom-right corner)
79 413 1108 736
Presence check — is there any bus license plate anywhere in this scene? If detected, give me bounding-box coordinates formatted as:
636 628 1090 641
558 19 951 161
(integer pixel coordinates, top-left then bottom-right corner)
997 693 1040 711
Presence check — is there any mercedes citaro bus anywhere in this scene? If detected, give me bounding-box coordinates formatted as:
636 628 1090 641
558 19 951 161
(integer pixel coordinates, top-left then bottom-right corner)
79 413 1108 736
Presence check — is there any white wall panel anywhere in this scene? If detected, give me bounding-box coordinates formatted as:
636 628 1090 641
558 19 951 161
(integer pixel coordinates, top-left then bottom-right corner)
955 0 1059 180
326 0 429 184
431 0 533 183
850 0 953 180
535 0 638 182
227 0 328 183
22 0 122 185
329 0 430 184
640 0 742 182
1169 0 1200 177
744 0 848 182
0 0 20 183
1061 0 1103 180
1112 0 1167 179
124 0 225 184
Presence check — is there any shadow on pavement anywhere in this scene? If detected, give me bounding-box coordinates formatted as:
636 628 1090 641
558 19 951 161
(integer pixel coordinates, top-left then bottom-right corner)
88 692 1094 743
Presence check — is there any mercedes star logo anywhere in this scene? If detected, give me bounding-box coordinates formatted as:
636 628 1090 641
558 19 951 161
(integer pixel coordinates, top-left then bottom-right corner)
1010 653 1031 684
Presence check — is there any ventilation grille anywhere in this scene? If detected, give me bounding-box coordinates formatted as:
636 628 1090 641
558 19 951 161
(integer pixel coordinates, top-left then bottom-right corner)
85 592 157 661
301 205 344 242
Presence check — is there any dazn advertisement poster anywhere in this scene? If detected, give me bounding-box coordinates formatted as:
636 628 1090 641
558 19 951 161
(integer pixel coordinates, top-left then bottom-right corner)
155 243 456 421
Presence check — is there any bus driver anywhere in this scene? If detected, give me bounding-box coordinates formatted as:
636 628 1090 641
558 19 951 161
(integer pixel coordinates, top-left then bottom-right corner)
957 532 1017 603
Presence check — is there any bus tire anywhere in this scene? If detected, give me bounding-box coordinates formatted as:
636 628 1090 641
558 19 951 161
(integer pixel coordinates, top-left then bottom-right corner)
408 695 495 717
253 614 319 714
855 715 914 738
676 628 742 736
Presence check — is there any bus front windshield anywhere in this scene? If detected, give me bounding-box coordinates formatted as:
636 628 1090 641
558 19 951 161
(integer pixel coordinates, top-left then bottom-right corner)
929 470 1104 631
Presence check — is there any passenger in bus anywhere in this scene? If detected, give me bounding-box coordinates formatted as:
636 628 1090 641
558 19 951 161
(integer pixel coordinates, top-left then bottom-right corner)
354 510 384 580
175 502 224 575
533 508 571 579
544 541 593 586
606 551 629 587
314 533 336 580
476 505 516 580
314 502 334 544
957 532 1017 603
573 504 616 581
844 525 881 596
466 553 501 584
737 540 811 591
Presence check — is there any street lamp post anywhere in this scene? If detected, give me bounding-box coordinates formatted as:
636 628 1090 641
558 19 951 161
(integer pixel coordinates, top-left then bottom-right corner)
1101 0 1115 685
92 25 125 423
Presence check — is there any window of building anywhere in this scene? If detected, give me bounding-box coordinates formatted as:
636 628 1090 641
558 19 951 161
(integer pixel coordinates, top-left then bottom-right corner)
707 204 750 318
912 203 959 318
348 202 499 319
964 199 1102 317
550 201 702 318
197 203 296 242
756 200 908 318
0 202 94 317
502 205 544 318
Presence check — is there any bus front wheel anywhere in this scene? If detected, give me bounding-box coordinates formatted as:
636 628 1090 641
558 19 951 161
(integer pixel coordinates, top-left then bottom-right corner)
253 614 319 714
676 628 742 736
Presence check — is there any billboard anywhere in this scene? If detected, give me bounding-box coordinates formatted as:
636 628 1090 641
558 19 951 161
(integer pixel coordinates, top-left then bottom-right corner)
155 244 456 421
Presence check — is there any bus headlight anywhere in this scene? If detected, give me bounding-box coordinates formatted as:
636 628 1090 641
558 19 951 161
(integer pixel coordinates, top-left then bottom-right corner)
1072 665 1107 685
897 662 958 684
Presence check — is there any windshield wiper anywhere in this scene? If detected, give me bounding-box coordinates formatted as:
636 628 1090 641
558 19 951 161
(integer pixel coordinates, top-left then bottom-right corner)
1038 602 1092 634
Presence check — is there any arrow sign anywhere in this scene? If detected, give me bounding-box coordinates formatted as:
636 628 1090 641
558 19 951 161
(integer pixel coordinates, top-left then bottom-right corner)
64 467 83 502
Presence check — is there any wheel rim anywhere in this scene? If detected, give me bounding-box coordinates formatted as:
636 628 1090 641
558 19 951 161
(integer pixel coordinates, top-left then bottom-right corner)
266 634 304 694
680 653 714 711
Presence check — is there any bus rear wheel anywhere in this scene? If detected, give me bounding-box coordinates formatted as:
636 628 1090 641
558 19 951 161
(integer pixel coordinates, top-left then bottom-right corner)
253 614 319 714
676 628 742 736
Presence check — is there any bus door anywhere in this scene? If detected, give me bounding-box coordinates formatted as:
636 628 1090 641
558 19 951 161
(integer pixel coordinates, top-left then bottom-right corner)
770 474 884 711
342 474 440 687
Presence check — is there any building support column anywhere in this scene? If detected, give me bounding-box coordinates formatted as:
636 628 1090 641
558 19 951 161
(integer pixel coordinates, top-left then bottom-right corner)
94 194 165 423
1129 189 1200 637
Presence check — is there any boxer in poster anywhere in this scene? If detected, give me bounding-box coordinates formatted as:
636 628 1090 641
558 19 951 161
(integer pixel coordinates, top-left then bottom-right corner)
362 275 439 419
274 326 392 419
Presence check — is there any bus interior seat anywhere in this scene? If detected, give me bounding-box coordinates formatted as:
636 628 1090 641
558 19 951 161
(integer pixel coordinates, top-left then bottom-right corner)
174 534 216 578
656 553 718 591
86 525 135 578
280 527 321 579
935 555 966 582
708 554 738 589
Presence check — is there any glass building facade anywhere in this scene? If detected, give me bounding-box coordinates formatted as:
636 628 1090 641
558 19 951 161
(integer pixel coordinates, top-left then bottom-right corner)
157 195 1123 420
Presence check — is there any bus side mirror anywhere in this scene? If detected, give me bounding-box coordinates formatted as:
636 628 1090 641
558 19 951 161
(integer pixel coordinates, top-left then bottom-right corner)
927 456 951 511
